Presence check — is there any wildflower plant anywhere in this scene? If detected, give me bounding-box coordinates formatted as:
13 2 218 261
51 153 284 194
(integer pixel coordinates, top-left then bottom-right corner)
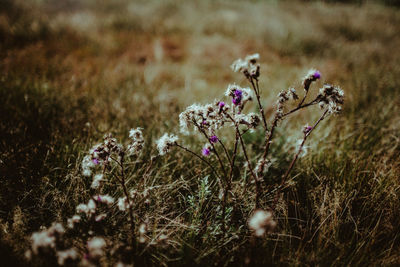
26 129 154 265
26 54 344 265
156 53 344 235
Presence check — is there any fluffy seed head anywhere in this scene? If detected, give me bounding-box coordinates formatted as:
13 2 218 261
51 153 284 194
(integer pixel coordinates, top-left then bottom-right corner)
156 133 178 156
248 210 276 236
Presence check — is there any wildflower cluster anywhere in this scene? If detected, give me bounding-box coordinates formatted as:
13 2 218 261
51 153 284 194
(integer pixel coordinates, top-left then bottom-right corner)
27 128 148 265
231 53 261 80
27 53 344 265
317 84 345 114
155 53 344 238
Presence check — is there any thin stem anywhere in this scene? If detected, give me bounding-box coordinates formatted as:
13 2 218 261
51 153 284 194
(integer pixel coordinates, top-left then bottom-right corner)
258 115 279 177
118 154 136 252
175 143 223 189
221 131 239 235
282 99 318 118
235 124 261 208
250 78 268 130
297 88 309 107
272 109 329 210
218 139 232 165
194 122 227 180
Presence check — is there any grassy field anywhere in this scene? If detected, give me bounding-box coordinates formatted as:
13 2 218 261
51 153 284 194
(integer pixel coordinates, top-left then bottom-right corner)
1 0 400 265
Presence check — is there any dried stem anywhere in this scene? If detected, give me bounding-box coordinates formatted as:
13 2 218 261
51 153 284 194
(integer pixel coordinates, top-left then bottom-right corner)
175 143 223 190
249 78 268 130
221 131 239 235
218 139 232 166
119 154 136 252
194 122 228 181
272 109 329 210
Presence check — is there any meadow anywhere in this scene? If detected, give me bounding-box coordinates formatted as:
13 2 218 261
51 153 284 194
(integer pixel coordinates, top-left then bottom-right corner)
1 0 400 265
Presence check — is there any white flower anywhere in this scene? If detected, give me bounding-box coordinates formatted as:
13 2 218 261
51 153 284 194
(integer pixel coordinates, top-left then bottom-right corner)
156 133 178 155
91 173 104 189
94 195 114 206
31 231 55 254
117 197 129 211
231 58 248 73
56 248 78 265
67 215 81 229
248 210 276 237
87 237 106 258
76 199 96 217
128 128 145 155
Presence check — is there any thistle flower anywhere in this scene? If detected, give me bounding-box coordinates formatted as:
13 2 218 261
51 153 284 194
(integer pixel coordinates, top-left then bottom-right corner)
303 69 321 91
127 128 144 155
303 125 313 134
231 53 261 79
82 155 95 177
235 113 261 129
226 84 253 108
31 231 56 254
94 195 114 206
67 215 81 229
30 223 65 254
56 248 78 265
245 53 260 64
254 158 272 177
248 210 276 237
202 144 212 156
179 102 228 135
156 133 178 155
117 197 130 211
91 173 104 189
87 237 106 258
317 84 344 114
209 135 219 143
76 199 96 217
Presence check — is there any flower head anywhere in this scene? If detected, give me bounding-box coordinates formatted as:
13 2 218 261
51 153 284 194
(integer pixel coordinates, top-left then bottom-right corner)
156 133 178 155
248 210 276 237
128 128 145 155
202 144 212 156
209 135 219 143
303 69 321 91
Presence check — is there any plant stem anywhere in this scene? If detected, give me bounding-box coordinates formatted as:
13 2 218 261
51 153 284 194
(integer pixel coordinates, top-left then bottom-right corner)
221 132 239 235
119 154 136 252
194 122 227 182
272 109 329 210
175 143 223 190
249 78 268 130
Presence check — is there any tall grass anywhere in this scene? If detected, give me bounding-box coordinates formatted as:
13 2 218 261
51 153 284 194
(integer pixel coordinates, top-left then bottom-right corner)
1 0 399 265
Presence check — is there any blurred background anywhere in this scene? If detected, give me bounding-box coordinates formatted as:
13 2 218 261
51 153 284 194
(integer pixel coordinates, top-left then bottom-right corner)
0 0 399 265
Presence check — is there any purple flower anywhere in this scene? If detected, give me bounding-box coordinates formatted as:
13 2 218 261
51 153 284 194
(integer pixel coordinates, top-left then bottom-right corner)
97 196 102 201
209 135 219 143
202 148 211 156
92 158 99 165
218 101 225 108
304 126 313 134
313 71 321 79
232 97 241 105
234 89 243 98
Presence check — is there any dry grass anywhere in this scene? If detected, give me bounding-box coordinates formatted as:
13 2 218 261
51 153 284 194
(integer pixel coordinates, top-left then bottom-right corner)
1 0 400 265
